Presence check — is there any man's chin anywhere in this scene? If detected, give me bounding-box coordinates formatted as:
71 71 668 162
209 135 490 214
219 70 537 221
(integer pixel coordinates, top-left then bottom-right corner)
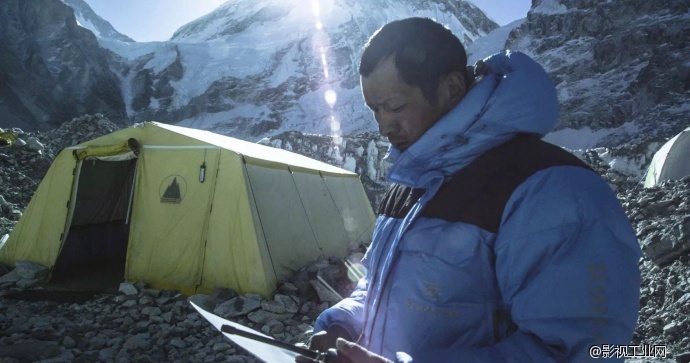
392 142 409 151
394 144 410 152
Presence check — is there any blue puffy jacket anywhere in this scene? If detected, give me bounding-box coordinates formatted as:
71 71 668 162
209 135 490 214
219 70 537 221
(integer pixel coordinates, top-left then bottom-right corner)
314 51 641 362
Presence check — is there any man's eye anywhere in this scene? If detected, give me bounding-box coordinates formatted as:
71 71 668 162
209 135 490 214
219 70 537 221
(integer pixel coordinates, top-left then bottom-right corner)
390 104 407 112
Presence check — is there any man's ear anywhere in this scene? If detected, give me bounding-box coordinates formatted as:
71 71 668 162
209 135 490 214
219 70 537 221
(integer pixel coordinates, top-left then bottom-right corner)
439 71 466 112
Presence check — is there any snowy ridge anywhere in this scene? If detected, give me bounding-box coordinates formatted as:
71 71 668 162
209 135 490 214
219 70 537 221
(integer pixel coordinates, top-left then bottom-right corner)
467 18 524 63
94 0 498 140
61 0 134 42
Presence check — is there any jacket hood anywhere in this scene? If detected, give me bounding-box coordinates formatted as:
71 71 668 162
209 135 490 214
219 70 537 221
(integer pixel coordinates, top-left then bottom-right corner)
385 50 559 188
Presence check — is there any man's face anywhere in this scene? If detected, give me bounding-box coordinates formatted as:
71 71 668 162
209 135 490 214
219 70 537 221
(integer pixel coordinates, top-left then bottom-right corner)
361 56 449 151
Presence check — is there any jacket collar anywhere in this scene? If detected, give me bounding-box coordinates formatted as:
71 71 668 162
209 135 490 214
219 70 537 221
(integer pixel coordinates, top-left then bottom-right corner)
384 50 559 189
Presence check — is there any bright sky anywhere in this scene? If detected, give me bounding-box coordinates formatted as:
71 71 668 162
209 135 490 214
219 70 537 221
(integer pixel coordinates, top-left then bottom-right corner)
84 0 532 42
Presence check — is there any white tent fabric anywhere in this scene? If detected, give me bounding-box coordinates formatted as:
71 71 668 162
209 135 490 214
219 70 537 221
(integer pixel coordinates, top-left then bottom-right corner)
644 126 690 188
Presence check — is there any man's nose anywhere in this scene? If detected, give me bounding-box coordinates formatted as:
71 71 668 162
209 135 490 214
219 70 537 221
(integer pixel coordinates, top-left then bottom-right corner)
376 112 398 137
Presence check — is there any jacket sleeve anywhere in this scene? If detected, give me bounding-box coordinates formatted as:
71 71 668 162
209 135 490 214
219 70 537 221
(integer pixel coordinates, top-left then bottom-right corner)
313 230 379 340
313 277 367 340
411 167 641 362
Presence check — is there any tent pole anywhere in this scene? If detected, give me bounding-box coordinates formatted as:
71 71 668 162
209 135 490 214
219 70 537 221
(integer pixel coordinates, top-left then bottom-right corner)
125 159 138 225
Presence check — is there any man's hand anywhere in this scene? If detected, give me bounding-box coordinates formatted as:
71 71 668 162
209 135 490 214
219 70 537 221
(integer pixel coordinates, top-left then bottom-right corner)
335 338 394 363
295 325 353 363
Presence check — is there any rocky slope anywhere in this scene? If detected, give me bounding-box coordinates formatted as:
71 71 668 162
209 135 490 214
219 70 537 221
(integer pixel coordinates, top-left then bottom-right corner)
503 0 689 176
0 115 120 236
2 116 690 361
0 0 127 132
0 257 361 363
508 0 689 136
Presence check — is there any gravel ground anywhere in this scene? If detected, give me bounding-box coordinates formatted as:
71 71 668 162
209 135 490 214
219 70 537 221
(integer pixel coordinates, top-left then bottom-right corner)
1 115 689 362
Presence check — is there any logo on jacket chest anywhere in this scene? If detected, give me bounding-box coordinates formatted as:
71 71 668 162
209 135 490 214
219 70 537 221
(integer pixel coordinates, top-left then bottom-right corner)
424 282 441 302
404 282 460 320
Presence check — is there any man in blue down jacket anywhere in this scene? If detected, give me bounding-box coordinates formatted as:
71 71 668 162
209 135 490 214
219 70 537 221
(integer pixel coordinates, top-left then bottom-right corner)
306 17 641 363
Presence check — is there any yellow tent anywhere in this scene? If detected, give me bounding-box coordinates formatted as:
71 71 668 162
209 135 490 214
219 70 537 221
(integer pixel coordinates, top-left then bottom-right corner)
0 122 375 296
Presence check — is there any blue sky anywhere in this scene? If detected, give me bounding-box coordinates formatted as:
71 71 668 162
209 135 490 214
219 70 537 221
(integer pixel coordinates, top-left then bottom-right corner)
84 0 532 42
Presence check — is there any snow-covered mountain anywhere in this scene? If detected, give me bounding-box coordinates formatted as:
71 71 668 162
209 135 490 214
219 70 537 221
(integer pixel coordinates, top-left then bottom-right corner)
0 0 497 134
1 0 686 171
60 0 134 42
94 0 498 140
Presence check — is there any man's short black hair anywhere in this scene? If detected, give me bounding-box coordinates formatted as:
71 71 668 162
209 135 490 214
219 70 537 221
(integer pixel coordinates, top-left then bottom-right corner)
359 17 469 104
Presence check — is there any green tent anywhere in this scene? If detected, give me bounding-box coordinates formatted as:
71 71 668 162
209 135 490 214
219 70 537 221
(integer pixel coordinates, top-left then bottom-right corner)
0 122 375 296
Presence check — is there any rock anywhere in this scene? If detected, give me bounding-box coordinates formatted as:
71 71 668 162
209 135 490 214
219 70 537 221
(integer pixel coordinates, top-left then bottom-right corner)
25 137 45 154
98 348 117 361
119 282 139 296
188 294 217 312
261 299 286 314
261 319 286 335
142 288 161 298
123 333 151 351
0 269 21 284
88 336 106 350
300 302 315 315
211 342 232 353
142 307 162 316
676 293 690 306
245 293 263 301
309 279 342 303
247 310 293 325
170 338 187 349
227 357 250 363
663 322 680 334
213 296 261 318
275 294 300 314
62 336 77 349
676 352 690 363
212 288 238 301
134 281 147 291
279 282 300 295
0 342 60 362
14 260 49 279
16 277 44 288
7 209 21 220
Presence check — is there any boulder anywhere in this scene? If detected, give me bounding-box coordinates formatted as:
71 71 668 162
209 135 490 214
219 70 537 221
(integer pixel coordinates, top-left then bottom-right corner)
14 260 48 279
119 282 139 296
213 296 261 318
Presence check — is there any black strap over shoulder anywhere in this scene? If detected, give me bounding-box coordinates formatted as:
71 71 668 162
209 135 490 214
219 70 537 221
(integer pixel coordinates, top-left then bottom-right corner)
378 134 594 233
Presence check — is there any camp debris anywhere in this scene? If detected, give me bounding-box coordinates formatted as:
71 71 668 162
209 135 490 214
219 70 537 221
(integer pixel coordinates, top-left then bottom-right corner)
644 126 690 188
0 122 375 297
0 128 21 147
